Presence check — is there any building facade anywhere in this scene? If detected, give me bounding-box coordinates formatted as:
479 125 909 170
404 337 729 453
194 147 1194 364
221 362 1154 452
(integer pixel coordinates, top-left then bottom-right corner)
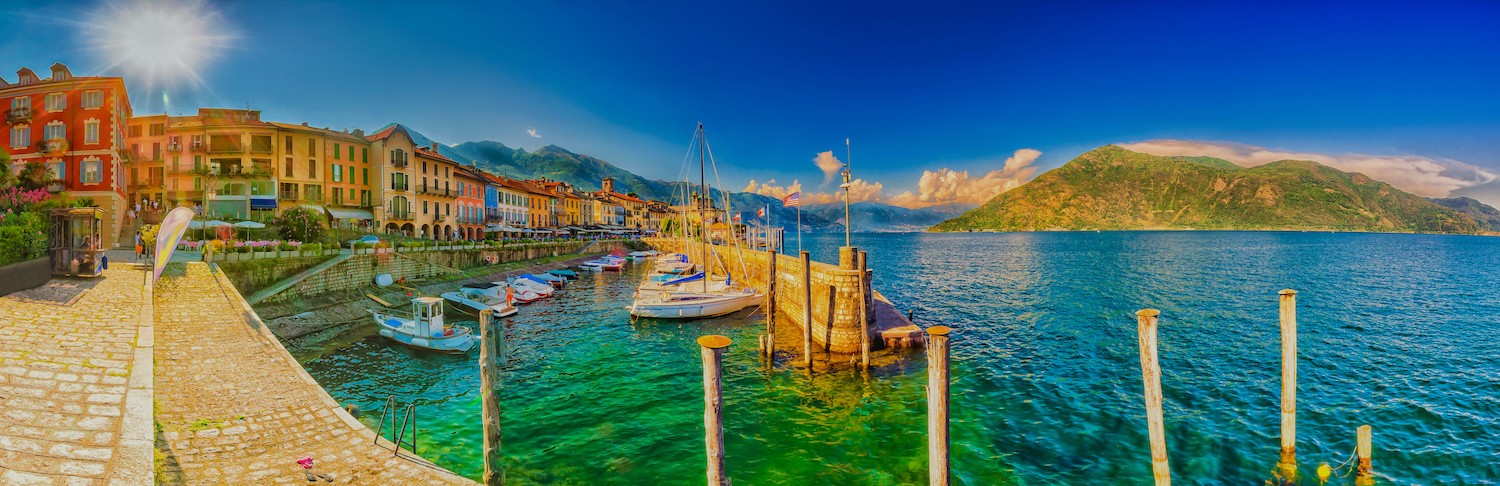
366 125 416 236
3 63 132 247
455 164 485 240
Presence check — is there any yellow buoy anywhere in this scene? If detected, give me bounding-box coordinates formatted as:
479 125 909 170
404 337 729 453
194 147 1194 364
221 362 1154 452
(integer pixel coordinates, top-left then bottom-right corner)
1316 462 1332 482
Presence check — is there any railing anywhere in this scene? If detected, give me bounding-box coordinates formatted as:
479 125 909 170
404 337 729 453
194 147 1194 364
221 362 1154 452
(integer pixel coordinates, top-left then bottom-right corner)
387 208 413 220
389 184 411 192
6 107 32 123
418 186 459 197
167 143 181 153
190 141 205 151
373 396 418 456
43 138 68 155
391 158 409 168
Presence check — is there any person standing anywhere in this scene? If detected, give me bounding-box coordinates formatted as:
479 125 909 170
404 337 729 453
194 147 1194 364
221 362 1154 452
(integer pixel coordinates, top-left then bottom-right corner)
133 231 142 262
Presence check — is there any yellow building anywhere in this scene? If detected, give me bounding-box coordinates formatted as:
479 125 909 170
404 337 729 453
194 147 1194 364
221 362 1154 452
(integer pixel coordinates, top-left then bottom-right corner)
124 108 280 220
366 125 416 235
414 143 462 240
268 123 375 229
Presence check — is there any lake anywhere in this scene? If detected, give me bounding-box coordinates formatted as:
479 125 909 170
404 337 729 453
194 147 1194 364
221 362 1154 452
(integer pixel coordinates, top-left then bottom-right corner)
293 231 1500 484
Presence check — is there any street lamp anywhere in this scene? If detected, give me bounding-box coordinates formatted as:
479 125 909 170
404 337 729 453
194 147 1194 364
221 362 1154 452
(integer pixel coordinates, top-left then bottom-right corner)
840 137 852 247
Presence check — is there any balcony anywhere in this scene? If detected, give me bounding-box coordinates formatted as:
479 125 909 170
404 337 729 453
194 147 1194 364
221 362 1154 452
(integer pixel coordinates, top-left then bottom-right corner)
418 186 459 197
386 207 413 220
167 143 182 153
191 141 205 151
43 138 68 155
6 107 32 123
389 184 411 193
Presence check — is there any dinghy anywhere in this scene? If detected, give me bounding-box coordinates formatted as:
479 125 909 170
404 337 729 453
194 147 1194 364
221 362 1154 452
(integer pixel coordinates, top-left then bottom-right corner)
368 297 476 354
547 269 578 279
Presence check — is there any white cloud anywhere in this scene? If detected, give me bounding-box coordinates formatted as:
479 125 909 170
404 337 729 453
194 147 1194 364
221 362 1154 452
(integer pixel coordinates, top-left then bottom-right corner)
1117 140 1497 198
742 177 884 205
887 148 1042 209
814 151 844 185
526 128 541 138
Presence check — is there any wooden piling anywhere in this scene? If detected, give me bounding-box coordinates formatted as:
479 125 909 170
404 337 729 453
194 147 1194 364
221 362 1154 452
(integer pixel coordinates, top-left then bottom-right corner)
479 309 503 486
699 335 732 486
1279 289 1297 460
766 248 777 358
926 325 951 486
1136 309 1170 486
858 250 870 370
801 250 813 369
1356 425 1372 475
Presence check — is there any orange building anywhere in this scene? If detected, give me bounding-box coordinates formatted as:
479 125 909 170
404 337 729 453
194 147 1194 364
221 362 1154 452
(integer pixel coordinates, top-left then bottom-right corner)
2 63 132 247
454 164 485 240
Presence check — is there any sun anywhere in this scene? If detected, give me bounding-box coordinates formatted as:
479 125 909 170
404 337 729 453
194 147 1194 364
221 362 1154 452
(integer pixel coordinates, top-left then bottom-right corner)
85 0 235 97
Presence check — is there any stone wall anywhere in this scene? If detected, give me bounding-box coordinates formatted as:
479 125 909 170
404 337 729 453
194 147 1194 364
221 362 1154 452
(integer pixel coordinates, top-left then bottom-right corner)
216 255 336 296
645 238 875 354
260 241 637 305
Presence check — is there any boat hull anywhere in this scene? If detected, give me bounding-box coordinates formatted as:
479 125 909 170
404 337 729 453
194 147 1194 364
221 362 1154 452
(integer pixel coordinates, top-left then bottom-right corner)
629 292 762 319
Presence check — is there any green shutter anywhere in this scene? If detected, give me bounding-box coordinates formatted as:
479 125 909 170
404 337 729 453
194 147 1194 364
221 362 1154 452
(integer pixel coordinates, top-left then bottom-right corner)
362 148 368 163
334 144 340 159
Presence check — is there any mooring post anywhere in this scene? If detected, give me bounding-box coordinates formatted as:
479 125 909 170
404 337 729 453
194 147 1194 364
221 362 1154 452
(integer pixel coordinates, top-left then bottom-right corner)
699 335 732 486
1279 289 1297 461
925 325 951 486
766 248 778 359
1137 309 1170 486
479 309 503 485
858 250 871 370
1356 425 1373 476
801 250 813 370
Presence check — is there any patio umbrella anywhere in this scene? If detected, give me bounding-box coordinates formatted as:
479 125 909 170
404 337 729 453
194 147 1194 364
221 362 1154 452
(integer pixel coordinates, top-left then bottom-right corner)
232 221 266 229
205 220 231 228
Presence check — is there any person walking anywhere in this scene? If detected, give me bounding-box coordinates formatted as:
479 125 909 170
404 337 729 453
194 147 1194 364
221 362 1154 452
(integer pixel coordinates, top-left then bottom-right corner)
133 231 143 262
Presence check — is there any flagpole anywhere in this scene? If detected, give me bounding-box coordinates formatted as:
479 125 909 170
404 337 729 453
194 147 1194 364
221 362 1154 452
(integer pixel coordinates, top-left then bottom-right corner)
796 204 802 255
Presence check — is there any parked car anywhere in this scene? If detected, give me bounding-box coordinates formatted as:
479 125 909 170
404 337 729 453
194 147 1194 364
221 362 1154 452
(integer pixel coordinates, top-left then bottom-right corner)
348 235 381 248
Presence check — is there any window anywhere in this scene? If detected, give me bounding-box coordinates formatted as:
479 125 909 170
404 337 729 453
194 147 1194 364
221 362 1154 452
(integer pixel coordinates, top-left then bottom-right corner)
446 203 451 215
362 168 368 184
332 164 342 182
149 124 165 136
284 157 293 176
82 91 103 109
11 97 30 110
195 177 201 190
362 148 368 163
48 161 64 180
171 156 180 172
45 93 65 111
84 120 99 144
82 159 102 184
10 125 28 148
152 142 161 160
307 139 316 155
194 155 203 171
422 200 428 214
309 159 317 178
348 187 354 201
250 135 272 153
44 122 65 141
334 143 341 159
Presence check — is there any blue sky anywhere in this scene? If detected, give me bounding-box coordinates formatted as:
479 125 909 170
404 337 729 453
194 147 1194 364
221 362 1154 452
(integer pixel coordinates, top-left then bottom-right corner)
4 0 1499 206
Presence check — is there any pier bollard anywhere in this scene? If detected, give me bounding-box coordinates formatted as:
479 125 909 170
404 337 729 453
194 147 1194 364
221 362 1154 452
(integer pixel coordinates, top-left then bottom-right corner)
1279 289 1297 460
857 250 870 370
1356 425 1373 476
1136 309 1171 486
479 309 503 486
801 251 813 370
925 325 951 486
766 248 777 359
699 335 732 486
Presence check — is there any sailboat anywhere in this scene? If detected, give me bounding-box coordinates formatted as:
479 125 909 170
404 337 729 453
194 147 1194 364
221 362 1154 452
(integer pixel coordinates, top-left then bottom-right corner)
630 123 763 319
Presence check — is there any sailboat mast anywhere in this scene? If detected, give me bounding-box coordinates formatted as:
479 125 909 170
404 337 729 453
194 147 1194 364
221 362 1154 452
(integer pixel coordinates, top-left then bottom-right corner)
699 123 709 294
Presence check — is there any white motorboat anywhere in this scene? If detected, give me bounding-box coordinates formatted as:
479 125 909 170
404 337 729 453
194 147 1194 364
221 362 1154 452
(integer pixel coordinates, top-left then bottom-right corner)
629 250 659 258
507 277 555 297
630 287 763 319
368 297 476 354
653 253 694 274
441 283 519 318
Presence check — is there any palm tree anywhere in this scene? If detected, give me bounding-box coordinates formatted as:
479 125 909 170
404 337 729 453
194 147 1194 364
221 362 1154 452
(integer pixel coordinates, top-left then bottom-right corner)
16 161 51 191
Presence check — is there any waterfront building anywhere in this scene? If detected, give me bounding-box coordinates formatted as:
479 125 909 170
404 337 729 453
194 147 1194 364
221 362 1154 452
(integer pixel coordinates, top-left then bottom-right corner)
268 123 375 230
598 177 648 232
414 143 463 240
512 179 554 229
482 172 531 230
455 164 485 240
366 124 417 236
646 200 672 233
2 63 132 247
125 108 280 221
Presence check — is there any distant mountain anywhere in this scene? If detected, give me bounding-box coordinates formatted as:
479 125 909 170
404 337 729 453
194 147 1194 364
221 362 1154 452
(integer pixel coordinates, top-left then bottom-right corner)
807 201 974 232
933 145 1482 234
1429 197 1500 232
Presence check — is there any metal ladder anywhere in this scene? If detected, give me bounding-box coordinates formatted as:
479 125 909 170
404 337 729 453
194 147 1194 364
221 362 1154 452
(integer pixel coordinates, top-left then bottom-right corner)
372 396 418 456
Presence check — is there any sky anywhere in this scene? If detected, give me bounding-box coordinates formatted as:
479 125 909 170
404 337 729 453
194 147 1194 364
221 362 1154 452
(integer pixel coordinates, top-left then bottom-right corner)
4 0 1499 207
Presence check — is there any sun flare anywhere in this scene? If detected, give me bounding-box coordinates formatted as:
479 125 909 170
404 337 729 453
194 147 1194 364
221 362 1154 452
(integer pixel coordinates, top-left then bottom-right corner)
85 0 234 96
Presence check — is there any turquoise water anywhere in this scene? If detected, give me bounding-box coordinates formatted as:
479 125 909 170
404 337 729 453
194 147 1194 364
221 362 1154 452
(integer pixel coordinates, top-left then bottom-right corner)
295 232 1500 484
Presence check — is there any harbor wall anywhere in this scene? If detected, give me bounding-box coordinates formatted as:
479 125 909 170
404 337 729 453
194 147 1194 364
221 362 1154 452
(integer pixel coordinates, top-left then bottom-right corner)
645 238 875 354
217 254 337 295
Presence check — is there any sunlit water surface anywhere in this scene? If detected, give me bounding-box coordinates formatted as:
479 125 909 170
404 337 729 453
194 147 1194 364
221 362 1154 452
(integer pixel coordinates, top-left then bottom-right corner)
294 232 1500 484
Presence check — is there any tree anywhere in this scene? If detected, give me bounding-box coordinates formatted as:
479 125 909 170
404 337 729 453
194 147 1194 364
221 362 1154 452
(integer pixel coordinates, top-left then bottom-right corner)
16 161 50 191
0 149 12 189
273 207 326 243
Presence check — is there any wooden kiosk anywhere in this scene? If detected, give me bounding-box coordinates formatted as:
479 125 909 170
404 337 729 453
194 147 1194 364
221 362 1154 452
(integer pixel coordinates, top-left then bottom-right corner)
49 208 106 277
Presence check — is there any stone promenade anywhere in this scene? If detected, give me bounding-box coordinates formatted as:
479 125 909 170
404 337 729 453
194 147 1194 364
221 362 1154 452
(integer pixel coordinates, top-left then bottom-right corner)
153 262 472 484
0 266 153 485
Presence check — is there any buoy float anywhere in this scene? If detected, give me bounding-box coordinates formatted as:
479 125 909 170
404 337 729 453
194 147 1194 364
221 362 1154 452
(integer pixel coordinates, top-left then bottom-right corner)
1316 463 1331 482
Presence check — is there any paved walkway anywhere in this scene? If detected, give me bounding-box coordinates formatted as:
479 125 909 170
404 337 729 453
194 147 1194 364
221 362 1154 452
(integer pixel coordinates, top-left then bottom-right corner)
153 262 472 484
0 266 153 485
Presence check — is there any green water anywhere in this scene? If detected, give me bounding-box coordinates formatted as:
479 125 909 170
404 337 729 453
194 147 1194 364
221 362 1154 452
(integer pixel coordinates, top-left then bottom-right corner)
294 232 1500 484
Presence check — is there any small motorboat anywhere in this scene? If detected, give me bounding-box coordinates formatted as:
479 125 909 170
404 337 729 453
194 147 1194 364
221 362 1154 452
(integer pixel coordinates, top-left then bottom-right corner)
582 258 625 271
579 261 604 271
369 297 476 354
522 273 566 288
653 253 693 274
507 277 555 297
629 287 763 319
441 284 519 318
547 269 578 279
629 250 660 258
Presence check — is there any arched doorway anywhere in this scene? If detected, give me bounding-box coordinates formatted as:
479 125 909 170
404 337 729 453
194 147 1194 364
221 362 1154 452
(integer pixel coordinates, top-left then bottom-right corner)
384 223 398 235
400 223 415 237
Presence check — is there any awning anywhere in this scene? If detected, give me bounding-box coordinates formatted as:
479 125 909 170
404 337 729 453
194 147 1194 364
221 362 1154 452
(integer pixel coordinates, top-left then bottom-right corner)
249 198 278 209
299 203 326 214
327 207 375 220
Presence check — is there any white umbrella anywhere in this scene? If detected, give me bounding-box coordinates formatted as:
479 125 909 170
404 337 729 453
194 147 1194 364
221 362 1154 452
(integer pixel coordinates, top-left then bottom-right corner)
233 221 266 229
205 220 231 228
188 220 206 229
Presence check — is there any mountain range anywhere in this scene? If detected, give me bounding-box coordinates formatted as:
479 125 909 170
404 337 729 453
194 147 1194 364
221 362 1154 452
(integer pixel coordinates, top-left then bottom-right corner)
384 123 953 232
933 145 1488 234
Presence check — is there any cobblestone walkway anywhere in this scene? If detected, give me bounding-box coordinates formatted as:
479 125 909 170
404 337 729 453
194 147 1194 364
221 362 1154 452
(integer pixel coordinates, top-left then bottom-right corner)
154 262 472 484
0 267 151 485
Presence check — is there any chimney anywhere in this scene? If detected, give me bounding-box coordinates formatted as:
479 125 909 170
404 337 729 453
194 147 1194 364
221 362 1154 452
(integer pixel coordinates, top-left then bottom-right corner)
430 143 439 152
301 122 309 127
353 128 364 137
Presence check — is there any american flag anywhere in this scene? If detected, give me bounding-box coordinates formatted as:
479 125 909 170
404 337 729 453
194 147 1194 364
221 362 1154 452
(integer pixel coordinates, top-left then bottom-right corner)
756 206 767 218
781 192 800 208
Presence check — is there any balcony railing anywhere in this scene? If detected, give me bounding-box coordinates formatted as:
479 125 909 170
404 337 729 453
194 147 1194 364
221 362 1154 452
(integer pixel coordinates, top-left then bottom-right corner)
391 158 409 168
418 186 459 197
191 141 205 151
7 107 32 123
389 183 411 192
43 138 68 155
387 207 413 220
167 143 182 153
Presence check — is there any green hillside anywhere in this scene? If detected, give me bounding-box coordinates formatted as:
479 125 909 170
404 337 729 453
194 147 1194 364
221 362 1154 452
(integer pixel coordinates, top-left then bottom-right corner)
931 145 1482 234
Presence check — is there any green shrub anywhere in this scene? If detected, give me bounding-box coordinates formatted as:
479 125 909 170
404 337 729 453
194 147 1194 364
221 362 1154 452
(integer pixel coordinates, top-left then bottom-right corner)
277 242 296 251
354 241 373 250
273 207 326 243
301 243 322 254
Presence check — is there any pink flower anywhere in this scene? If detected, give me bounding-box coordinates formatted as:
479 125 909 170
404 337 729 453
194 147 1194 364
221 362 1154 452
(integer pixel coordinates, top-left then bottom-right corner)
297 456 314 469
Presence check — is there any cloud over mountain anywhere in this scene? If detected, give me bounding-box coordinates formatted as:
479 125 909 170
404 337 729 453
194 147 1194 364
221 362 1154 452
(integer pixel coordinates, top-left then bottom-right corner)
1118 140 1497 198
888 148 1042 209
814 151 844 185
743 178 883 205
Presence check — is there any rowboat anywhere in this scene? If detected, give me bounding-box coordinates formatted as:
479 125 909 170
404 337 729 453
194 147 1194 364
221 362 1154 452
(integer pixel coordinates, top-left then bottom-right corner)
368 297 476 354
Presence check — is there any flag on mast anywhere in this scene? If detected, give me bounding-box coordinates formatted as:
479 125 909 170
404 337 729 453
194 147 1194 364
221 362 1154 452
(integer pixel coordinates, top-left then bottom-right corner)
782 192 800 207
732 212 742 222
756 206 766 218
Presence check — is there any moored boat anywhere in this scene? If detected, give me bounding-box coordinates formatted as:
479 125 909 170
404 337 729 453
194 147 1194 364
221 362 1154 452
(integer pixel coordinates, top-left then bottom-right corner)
368 297 477 354
547 269 578 279
441 284 519 318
